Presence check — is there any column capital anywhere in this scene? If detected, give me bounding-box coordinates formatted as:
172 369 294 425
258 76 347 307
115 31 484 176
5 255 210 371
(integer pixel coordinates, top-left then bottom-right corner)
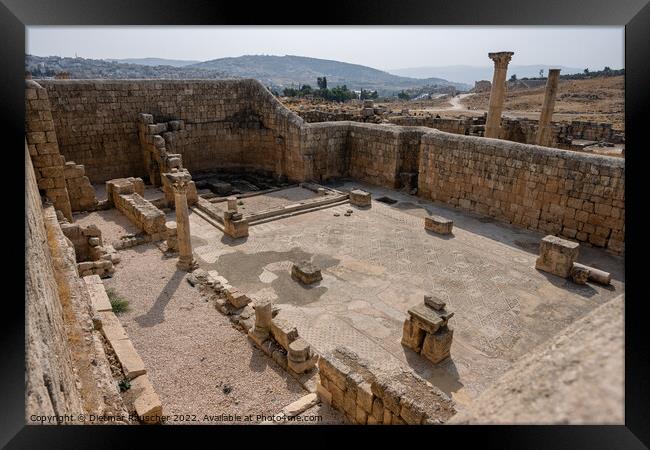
164 170 192 193
488 51 514 69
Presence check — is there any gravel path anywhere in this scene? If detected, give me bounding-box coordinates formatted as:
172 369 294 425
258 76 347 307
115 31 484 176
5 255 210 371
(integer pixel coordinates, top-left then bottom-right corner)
103 243 342 425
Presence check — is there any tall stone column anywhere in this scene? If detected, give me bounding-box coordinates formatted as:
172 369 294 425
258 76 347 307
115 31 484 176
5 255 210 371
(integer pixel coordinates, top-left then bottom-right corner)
536 69 561 147
484 51 514 139
165 170 197 271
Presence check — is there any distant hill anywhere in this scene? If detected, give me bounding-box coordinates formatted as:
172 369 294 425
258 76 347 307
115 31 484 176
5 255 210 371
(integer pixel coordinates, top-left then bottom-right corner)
108 57 201 67
25 54 471 96
26 54 231 80
389 65 587 85
188 55 471 94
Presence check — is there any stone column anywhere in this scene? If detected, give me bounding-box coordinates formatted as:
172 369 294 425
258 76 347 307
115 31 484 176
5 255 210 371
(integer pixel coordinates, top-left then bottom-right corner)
165 170 197 271
536 69 561 147
484 51 514 139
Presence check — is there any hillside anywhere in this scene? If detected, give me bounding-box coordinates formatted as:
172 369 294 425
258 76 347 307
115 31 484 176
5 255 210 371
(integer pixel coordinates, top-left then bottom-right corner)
27 54 470 96
389 65 586 84
461 75 624 130
188 55 471 94
26 55 231 80
108 58 201 67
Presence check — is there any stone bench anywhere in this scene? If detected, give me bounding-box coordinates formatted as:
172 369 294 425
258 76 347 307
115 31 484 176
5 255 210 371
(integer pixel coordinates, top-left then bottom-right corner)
535 235 579 278
424 215 453 235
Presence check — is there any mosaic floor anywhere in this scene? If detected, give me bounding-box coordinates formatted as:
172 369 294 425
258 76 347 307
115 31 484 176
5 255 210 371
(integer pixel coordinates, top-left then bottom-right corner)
189 182 624 407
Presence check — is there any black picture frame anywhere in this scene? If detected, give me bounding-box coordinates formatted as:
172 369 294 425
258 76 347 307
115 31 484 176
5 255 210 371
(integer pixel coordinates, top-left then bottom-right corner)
4 0 649 447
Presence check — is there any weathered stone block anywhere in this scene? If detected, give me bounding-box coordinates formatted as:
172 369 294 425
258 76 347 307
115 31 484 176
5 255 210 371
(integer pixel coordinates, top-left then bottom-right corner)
420 327 454 364
129 374 163 424
270 318 298 350
225 287 250 308
535 235 580 278
349 189 371 207
223 217 249 238
356 382 374 414
291 260 322 284
288 338 311 362
424 215 454 235
110 338 146 380
401 318 426 352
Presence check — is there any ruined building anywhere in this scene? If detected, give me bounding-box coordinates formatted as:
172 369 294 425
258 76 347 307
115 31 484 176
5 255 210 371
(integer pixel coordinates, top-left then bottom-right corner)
25 71 624 424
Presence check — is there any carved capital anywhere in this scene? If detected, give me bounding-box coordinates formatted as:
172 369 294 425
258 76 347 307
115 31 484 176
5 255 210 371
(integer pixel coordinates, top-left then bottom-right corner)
488 51 514 69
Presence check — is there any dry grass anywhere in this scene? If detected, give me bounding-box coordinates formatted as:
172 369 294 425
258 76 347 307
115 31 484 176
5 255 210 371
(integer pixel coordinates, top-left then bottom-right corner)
462 76 624 130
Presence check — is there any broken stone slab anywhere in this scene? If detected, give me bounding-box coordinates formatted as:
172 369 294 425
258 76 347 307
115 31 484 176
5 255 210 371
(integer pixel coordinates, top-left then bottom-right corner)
282 393 319 417
407 303 445 334
535 235 580 278
424 295 446 311
572 262 612 286
349 189 372 207
424 215 454 235
225 287 250 308
291 260 322 284
129 374 163 424
271 318 299 351
110 338 146 380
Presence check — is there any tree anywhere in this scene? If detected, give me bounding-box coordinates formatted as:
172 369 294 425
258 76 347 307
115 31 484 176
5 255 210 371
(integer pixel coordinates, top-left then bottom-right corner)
539 69 544 78
510 74 517 81
282 87 298 97
317 77 327 90
397 91 410 100
584 68 590 75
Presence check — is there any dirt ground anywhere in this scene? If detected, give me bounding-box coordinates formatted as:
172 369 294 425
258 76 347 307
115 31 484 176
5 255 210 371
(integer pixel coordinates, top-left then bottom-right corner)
460 76 624 130
76 206 344 425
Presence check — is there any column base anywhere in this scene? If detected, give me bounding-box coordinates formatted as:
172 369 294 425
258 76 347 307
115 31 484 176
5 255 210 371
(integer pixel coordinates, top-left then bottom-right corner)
177 255 198 272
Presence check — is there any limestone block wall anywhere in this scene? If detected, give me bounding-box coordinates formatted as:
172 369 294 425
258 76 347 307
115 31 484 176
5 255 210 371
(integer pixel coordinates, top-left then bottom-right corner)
26 144 126 422
25 80 73 220
25 143 84 420
36 78 624 251
64 161 98 211
347 123 403 188
316 348 456 424
418 132 625 252
301 122 350 182
39 79 305 183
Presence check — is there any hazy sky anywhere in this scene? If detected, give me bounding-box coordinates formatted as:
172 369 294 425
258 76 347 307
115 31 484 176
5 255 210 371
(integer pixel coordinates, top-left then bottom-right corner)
27 26 624 70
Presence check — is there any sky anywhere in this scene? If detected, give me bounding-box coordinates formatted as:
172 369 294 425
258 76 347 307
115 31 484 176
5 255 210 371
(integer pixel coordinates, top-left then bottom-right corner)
26 26 624 71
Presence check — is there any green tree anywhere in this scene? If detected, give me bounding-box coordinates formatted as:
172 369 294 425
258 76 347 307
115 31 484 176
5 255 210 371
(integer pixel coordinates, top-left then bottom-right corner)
510 74 517 81
317 77 328 90
397 91 410 100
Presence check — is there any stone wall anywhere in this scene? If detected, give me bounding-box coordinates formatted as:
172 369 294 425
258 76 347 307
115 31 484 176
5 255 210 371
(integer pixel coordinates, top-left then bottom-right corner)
26 143 127 422
25 80 73 220
316 347 456 424
40 79 305 183
25 142 84 421
37 79 624 251
418 132 624 252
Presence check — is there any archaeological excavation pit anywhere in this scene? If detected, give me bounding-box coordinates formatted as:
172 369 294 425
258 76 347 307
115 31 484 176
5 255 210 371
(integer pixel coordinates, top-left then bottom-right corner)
26 77 625 426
